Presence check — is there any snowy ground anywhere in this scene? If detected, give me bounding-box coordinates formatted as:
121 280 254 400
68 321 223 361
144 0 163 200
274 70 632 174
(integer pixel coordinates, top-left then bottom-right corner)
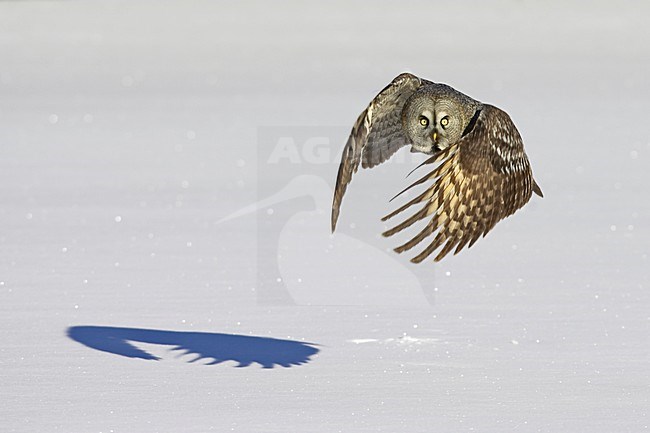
1 1 649 432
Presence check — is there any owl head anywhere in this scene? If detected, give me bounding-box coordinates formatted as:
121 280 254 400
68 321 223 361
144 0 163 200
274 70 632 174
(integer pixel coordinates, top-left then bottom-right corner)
402 84 481 154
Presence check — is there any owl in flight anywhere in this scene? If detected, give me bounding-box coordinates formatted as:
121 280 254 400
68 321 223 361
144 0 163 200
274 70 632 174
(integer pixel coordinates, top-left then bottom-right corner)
331 73 543 263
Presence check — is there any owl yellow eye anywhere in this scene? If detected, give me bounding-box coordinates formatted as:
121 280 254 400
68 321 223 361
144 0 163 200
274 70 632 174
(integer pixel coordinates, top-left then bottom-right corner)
419 116 429 127
440 116 450 128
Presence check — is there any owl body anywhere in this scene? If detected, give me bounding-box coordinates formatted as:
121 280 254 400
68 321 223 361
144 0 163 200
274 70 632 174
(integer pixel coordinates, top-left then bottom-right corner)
331 72 542 263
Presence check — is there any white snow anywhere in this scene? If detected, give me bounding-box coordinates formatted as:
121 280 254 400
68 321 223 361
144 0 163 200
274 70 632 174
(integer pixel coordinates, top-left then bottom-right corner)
1 1 649 432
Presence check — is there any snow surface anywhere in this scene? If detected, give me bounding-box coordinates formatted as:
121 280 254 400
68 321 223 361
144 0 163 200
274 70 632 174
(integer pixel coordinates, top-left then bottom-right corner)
1 1 649 432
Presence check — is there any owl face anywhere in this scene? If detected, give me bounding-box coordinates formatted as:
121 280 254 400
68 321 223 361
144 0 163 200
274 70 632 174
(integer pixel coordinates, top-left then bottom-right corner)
403 86 478 154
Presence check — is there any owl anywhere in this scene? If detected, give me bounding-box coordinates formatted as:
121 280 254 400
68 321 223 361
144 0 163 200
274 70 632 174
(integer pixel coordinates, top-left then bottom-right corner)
331 72 543 263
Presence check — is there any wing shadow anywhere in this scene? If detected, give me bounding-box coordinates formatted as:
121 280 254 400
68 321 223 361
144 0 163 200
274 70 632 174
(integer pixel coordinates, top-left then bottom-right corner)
67 326 319 368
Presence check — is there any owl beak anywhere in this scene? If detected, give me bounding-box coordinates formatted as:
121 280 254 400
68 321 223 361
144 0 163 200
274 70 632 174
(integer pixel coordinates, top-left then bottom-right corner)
432 131 438 143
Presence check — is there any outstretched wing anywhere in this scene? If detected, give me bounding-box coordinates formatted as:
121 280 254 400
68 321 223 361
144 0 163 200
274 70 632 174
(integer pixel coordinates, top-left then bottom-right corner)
331 72 432 232
382 105 543 263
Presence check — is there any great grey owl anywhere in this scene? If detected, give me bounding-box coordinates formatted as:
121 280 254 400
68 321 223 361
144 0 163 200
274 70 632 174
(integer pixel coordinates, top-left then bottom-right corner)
331 72 543 263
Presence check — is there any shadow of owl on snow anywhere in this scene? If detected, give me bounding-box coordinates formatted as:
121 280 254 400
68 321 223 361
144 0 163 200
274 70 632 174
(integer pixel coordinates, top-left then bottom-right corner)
67 326 319 368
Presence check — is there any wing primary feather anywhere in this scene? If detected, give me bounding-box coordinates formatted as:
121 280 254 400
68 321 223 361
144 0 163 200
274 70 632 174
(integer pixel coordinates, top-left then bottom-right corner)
453 235 471 256
410 231 447 263
404 154 440 179
382 188 436 222
387 147 456 203
434 239 460 262
394 220 437 253
331 110 367 232
387 169 437 203
382 206 431 237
